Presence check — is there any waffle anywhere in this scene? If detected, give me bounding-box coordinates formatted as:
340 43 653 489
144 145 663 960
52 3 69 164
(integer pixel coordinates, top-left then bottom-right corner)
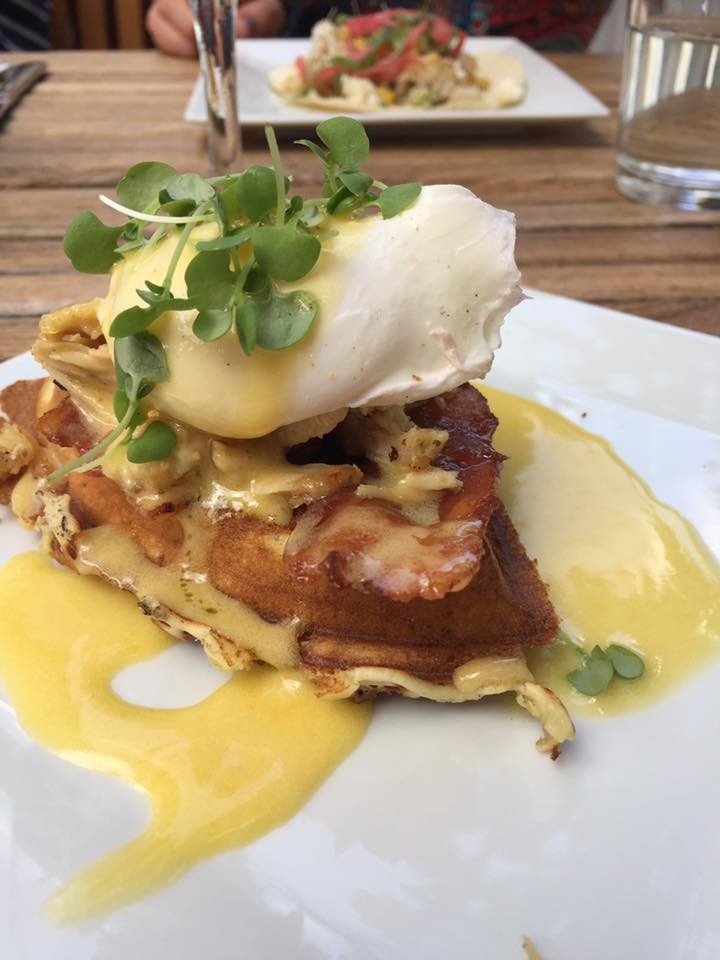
0 309 574 756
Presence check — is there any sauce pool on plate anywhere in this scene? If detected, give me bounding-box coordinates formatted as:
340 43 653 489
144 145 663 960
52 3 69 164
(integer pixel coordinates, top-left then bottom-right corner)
0 555 371 923
484 386 720 716
0 387 718 921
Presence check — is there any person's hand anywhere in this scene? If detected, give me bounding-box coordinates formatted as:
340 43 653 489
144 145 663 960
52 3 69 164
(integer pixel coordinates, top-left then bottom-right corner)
146 0 196 57
146 0 286 58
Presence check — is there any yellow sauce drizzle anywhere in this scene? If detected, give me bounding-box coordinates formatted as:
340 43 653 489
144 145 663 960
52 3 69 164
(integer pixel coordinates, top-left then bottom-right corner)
1 388 718 924
484 386 720 716
0 552 371 924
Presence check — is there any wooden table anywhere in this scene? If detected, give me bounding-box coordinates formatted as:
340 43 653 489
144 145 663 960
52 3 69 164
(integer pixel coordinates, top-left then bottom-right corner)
1 50 718 363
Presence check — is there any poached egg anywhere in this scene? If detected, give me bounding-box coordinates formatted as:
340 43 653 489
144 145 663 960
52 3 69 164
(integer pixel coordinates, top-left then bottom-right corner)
97 184 521 439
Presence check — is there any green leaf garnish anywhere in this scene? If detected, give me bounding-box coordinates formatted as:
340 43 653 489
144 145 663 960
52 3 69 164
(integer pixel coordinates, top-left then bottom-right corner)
317 117 370 171
297 202 325 228
378 182 422 219
157 198 197 218
338 171 374 196
117 161 177 211
255 289 318 350
218 178 243 226
195 225 253 251
193 308 233 342
294 138 328 164
562 633 646 696
114 332 169 401
235 301 258 356
113 389 147 431
54 117 427 481
185 249 236 308
606 644 645 679
162 173 215 205
243 266 271 298
127 421 177 464
110 304 157 338
235 165 279 222
253 225 321 282
568 645 614 696
64 212 124 274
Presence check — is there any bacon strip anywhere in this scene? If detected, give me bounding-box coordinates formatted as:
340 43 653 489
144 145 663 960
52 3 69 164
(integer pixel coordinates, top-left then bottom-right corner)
37 395 96 454
284 386 503 602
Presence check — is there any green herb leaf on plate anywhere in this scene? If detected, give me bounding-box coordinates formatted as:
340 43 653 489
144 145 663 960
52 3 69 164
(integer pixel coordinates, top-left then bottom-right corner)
196 225 254 252
567 645 615 696
294 138 328 165
157 197 197 218
64 212 125 274
606 644 645 679
235 301 258 356
218 177 243 226
235 165 279 222
316 117 370 171
253 225 321 282
162 172 215 205
114 332 169 401
113 389 147 431
136 286 195 313
243 266 271 298
117 161 177 212
110 304 157 338
127 421 177 464
185 249 236 309
338 170 374 196
255 289 318 350
378 182 422 219
193 308 233 342
297 202 325 228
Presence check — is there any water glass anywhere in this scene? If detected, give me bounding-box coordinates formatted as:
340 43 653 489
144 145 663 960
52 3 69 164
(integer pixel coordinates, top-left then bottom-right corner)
616 0 720 210
190 0 242 175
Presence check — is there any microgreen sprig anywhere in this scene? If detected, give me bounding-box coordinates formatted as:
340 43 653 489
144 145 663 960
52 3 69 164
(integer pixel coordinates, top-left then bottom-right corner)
559 632 645 696
54 118 422 482
296 116 421 219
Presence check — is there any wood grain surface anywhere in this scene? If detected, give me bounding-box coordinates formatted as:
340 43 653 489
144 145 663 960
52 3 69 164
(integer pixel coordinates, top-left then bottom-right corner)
0 49 718 363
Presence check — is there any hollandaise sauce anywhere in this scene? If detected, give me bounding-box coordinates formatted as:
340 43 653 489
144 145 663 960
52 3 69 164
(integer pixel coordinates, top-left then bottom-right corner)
0 389 718 924
0 554 371 924
483 386 720 717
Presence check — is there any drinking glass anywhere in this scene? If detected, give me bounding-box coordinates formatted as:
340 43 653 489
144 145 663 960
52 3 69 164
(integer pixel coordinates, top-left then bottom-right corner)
616 0 720 210
190 0 242 175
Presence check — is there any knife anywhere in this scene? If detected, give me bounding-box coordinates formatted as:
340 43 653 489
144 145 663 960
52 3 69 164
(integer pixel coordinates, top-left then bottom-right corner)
0 60 47 124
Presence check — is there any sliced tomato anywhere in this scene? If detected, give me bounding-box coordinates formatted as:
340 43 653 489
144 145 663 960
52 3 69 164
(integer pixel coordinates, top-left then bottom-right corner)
312 64 344 95
357 49 418 85
402 18 429 54
345 9 404 38
295 55 308 82
429 16 455 47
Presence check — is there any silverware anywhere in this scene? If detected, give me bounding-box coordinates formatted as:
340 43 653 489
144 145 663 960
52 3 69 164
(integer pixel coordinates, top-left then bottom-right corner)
0 60 47 124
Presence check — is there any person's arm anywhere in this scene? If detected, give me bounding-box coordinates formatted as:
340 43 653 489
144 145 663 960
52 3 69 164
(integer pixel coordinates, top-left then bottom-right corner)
146 0 286 57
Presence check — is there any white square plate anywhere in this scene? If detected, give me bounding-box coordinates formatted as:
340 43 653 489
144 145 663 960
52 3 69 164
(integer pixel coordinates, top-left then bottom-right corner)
184 38 610 128
1 290 719 959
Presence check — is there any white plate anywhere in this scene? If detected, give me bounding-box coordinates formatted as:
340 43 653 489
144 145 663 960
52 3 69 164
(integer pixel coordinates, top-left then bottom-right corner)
184 38 609 128
1 289 719 960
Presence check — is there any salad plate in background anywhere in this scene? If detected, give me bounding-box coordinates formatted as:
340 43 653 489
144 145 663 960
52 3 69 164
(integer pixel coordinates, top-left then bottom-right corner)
184 37 609 128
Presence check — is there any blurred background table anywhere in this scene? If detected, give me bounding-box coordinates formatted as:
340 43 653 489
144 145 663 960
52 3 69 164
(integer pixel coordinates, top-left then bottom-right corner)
1 49 719 362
